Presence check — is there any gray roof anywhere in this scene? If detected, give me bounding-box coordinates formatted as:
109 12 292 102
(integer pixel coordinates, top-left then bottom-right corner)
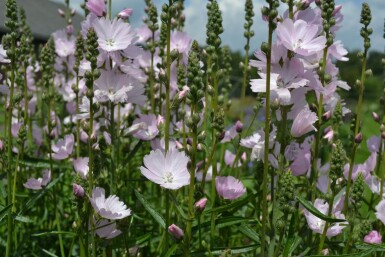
0 0 84 41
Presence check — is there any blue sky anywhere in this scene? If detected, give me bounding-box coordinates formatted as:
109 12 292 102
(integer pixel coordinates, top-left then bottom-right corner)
53 0 385 53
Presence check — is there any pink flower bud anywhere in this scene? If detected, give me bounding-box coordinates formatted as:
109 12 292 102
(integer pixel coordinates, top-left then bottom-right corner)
194 198 208 212
355 133 363 144
58 8 65 17
0 139 4 151
235 120 243 133
364 230 382 244
372 112 380 122
168 224 184 240
71 8 76 16
322 110 331 121
118 8 133 20
66 25 74 35
73 183 85 198
333 5 342 16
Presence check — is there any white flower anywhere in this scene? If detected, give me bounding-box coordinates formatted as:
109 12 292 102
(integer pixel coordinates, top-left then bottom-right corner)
90 187 131 220
140 148 190 190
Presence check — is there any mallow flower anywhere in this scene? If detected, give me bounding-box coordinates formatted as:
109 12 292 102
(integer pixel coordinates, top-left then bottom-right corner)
86 0 106 17
23 170 51 190
215 176 246 200
52 134 74 160
90 187 131 220
94 218 122 239
290 108 318 137
140 148 190 190
73 157 89 179
276 18 326 56
93 17 137 52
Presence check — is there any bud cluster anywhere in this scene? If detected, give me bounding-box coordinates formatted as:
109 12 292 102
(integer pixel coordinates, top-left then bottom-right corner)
360 3 372 50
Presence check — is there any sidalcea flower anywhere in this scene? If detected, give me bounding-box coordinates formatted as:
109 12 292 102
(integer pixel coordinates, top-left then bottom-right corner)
215 176 246 200
291 108 318 137
0 44 10 63
90 187 131 220
118 8 133 20
140 148 190 190
93 17 137 52
23 170 51 190
94 218 122 239
52 134 74 160
86 0 106 17
168 224 184 240
194 198 208 213
129 114 159 141
276 18 326 56
73 157 89 179
303 198 347 237
364 230 382 244
375 199 385 225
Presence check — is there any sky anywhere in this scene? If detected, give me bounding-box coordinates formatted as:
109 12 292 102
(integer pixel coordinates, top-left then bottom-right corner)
52 0 385 53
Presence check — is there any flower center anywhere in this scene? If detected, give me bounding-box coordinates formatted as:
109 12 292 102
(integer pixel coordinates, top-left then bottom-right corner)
276 77 285 88
163 172 174 184
106 39 115 47
293 39 303 50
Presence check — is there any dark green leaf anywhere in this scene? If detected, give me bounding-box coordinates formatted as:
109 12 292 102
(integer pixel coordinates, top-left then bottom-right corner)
296 196 346 223
191 244 259 256
135 190 166 228
32 231 76 237
14 215 33 223
0 203 13 223
238 223 260 243
165 244 178 257
206 193 254 214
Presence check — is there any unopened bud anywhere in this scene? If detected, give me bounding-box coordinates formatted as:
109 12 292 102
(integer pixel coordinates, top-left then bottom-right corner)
58 8 65 17
235 120 243 133
365 69 373 77
73 183 85 198
168 224 184 240
372 112 380 122
194 198 208 213
322 111 331 121
118 8 133 19
355 133 363 144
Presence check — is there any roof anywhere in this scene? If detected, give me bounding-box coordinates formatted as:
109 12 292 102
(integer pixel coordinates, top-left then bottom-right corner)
0 0 84 41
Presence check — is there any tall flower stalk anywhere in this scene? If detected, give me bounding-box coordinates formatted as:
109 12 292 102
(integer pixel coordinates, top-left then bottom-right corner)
344 2 372 213
260 1 278 255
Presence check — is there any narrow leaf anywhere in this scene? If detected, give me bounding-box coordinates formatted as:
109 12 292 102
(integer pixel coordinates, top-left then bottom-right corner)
206 193 254 214
238 223 260 243
165 244 178 257
135 190 166 228
296 196 346 223
0 203 13 223
32 231 76 237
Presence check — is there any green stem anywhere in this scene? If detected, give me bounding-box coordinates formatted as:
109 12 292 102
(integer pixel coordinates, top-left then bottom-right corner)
6 39 16 257
75 75 81 158
108 0 112 19
110 102 116 193
318 191 335 253
260 21 274 257
240 38 249 122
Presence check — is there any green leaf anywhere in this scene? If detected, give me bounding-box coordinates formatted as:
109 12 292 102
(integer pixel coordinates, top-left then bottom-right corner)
20 173 64 214
197 216 255 230
126 140 143 162
0 203 13 223
165 244 178 257
296 196 346 223
42 249 59 257
238 223 260 243
32 231 76 237
19 157 70 169
135 190 166 229
191 244 259 256
14 215 33 223
283 210 300 257
206 193 254 214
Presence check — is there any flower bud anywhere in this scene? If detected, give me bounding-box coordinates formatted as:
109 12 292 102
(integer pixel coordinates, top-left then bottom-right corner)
355 133 363 144
73 183 85 198
0 139 4 152
194 198 208 213
235 120 243 133
118 8 133 20
372 112 380 122
58 8 65 17
168 224 184 240
322 110 331 121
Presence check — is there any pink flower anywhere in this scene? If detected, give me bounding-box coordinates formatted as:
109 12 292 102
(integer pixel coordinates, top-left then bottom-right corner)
276 18 326 56
129 114 159 141
73 157 89 179
52 29 75 57
215 176 246 200
94 218 122 239
224 150 241 167
90 187 131 220
52 134 74 160
93 17 137 52
303 199 347 237
291 108 318 137
364 230 382 244
23 170 51 190
168 224 184 240
86 0 106 17
170 31 192 55
0 44 10 63
118 8 133 20
140 148 190 190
